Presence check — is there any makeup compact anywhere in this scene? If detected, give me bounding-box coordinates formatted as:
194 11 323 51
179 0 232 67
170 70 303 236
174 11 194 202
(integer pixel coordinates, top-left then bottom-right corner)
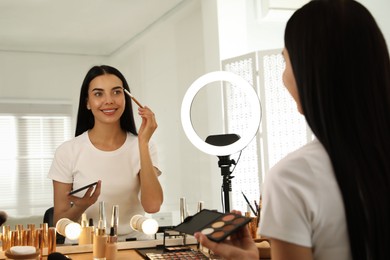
173 209 251 242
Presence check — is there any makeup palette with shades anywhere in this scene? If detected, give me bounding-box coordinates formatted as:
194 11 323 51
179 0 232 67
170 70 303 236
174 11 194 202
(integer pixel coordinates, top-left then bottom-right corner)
173 209 251 242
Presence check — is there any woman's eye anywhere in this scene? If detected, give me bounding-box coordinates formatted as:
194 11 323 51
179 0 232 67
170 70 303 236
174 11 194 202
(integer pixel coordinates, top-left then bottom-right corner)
114 90 122 95
94 92 102 97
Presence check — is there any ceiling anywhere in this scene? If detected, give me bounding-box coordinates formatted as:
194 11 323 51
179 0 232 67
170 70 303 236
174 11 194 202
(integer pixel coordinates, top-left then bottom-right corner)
0 0 184 56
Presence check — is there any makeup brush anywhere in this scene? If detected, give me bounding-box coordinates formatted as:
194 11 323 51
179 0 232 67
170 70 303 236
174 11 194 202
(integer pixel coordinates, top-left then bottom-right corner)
123 88 143 108
241 191 257 216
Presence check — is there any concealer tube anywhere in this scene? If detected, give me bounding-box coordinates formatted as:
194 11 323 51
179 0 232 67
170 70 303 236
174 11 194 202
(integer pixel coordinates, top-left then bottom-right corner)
40 223 48 248
21 229 30 245
34 228 43 257
27 224 35 246
2 225 10 251
48 227 57 254
10 230 19 247
105 227 117 260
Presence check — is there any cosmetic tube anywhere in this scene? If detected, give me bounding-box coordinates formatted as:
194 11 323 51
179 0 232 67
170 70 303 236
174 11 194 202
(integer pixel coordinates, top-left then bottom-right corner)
105 227 117 260
10 230 19 247
40 223 48 248
79 213 93 245
2 225 10 251
180 197 189 223
47 227 56 254
27 224 35 246
34 228 43 257
110 205 119 236
98 201 107 231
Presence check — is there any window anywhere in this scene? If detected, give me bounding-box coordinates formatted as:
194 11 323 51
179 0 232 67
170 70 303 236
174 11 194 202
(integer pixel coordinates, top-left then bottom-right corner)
222 49 312 213
0 102 72 217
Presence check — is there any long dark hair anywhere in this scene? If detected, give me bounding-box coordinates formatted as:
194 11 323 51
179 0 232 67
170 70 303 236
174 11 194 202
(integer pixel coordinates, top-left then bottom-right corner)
75 65 138 137
285 0 390 259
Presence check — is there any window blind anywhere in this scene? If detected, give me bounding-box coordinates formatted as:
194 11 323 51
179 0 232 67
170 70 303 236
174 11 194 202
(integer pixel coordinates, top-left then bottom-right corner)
0 102 72 217
222 49 312 214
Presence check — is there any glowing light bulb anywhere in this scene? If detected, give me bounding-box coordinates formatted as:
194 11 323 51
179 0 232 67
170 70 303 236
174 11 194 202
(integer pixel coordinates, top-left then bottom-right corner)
56 218 82 240
130 215 159 235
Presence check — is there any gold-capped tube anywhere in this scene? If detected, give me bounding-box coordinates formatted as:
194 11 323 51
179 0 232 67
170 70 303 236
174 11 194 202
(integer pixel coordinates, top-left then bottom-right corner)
1 225 10 251
47 227 56 254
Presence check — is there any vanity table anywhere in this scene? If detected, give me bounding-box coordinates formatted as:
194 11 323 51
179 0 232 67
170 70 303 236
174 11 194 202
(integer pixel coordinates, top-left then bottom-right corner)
0 236 272 259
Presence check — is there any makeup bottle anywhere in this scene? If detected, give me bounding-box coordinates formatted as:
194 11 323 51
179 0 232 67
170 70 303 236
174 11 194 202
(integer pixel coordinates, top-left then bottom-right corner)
105 227 117 260
180 197 189 223
93 202 107 260
79 213 93 245
110 205 119 236
89 218 95 243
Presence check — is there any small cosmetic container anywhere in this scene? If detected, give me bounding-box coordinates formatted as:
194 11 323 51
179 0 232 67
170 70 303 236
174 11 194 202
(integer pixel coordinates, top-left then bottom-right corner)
79 213 93 245
105 227 118 260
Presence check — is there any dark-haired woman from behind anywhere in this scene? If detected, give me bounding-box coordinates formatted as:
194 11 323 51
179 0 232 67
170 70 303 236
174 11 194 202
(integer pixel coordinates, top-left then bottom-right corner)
195 1 390 259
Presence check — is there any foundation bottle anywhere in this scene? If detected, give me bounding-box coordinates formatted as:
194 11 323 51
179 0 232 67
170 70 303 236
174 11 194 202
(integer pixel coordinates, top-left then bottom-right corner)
93 201 107 260
79 213 93 245
93 220 107 260
105 227 118 260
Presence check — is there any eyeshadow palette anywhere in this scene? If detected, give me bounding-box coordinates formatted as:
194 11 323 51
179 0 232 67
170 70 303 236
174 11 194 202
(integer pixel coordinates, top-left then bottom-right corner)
136 248 208 260
144 249 208 260
173 209 251 242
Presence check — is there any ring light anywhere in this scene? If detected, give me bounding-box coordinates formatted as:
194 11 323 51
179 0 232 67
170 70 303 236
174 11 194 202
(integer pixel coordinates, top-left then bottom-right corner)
181 71 261 156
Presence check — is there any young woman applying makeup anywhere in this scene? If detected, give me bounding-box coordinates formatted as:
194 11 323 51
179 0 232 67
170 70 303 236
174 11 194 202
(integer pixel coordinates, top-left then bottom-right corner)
196 0 390 259
48 65 163 240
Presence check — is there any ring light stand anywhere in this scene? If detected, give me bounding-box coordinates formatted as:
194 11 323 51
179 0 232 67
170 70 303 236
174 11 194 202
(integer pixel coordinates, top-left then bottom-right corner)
205 134 240 213
181 71 261 213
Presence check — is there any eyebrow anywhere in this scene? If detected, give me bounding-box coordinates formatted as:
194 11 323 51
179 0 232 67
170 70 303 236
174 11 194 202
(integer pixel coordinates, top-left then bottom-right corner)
91 86 123 92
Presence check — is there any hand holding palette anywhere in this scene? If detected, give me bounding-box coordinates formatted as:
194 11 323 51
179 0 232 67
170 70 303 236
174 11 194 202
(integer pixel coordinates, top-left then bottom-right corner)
173 209 251 242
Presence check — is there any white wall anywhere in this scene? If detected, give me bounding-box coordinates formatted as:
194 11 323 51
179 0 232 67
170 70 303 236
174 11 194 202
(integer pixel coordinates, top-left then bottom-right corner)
108 0 223 221
218 0 390 60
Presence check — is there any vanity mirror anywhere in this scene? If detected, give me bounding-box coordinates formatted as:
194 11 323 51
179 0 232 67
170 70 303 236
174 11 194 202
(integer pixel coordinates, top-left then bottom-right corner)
0 0 224 240
0 0 323 241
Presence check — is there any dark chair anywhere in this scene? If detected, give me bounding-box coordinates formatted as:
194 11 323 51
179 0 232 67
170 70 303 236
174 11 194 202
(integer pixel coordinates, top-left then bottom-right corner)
43 207 65 244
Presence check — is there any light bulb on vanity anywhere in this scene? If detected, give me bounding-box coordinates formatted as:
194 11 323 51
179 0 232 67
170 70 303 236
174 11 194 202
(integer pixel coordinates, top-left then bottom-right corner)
130 215 159 235
55 218 82 240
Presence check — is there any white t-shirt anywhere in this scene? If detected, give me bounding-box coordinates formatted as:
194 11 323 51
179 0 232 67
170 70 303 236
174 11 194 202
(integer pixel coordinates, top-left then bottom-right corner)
259 139 351 260
48 131 161 240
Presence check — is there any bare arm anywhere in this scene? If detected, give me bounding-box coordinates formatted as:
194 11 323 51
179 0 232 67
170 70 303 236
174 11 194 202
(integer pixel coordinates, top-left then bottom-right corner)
137 106 163 213
52 180 101 225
